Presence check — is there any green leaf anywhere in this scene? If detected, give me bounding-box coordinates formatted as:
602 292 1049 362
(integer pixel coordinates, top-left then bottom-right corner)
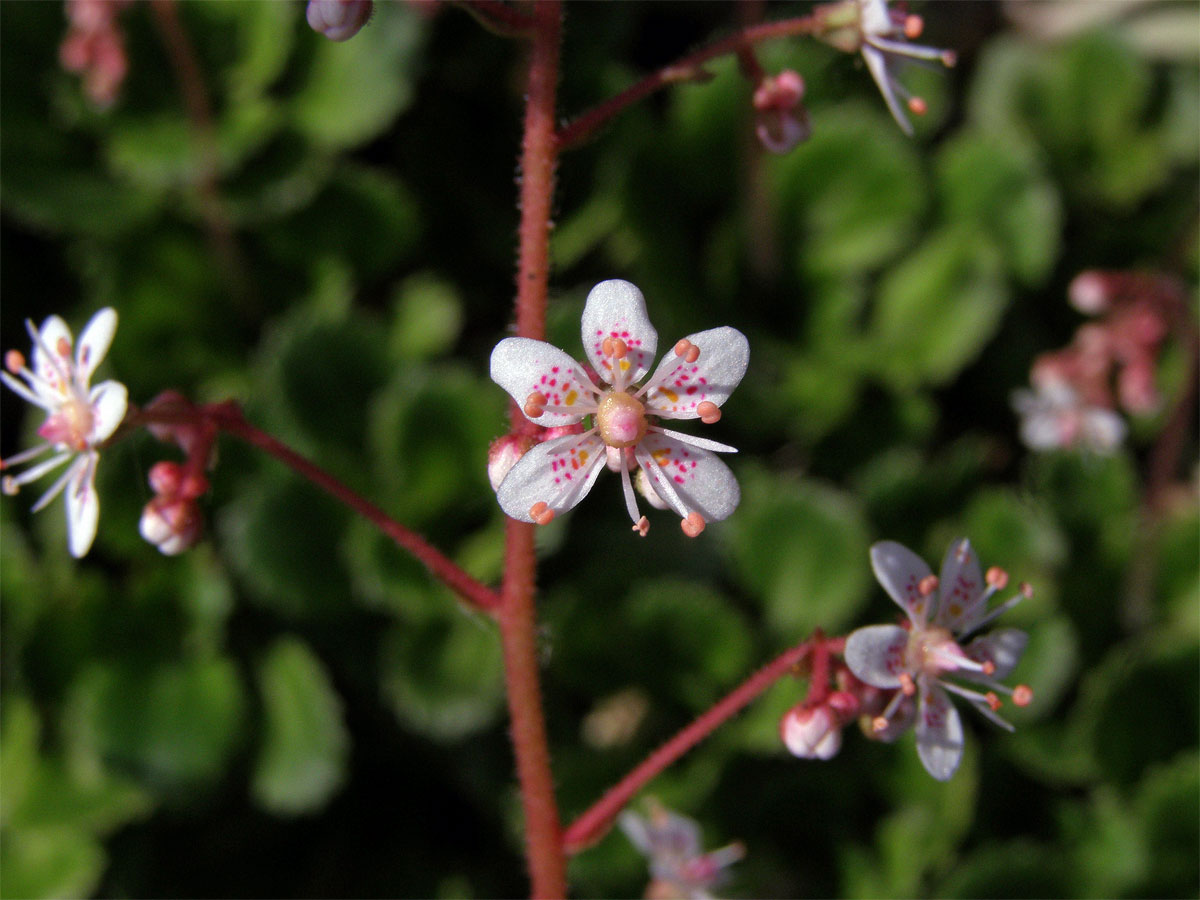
390 274 464 360
252 637 350 816
868 226 1009 388
935 130 1062 285
62 659 246 798
0 697 40 827
0 827 106 900
290 2 424 150
771 106 926 278
1134 753 1200 897
726 468 870 637
379 614 505 742
932 839 1071 898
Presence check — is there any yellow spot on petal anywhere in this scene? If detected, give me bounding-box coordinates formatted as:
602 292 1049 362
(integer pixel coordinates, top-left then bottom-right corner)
652 449 671 465
619 359 631 371
658 387 678 403
578 450 588 464
564 390 578 406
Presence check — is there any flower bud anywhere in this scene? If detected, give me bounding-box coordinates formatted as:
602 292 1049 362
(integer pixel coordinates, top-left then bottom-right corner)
140 497 203 556
752 70 810 154
781 703 842 760
487 434 533 492
306 0 373 42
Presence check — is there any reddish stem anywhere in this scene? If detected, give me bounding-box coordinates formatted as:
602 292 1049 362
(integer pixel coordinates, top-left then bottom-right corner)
133 400 501 613
562 636 821 854
556 15 818 150
455 0 535 36
499 2 567 896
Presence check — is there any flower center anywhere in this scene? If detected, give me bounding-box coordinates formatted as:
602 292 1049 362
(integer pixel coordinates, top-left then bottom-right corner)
38 395 94 452
907 625 963 677
596 390 646 448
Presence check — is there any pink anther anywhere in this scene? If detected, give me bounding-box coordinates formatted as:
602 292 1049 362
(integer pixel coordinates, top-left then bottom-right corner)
56 337 72 358
696 401 721 424
632 516 649 537
898 672 916 696
904 14 923 39
1012 685 1033 707
985 692 1002 711
918 574 939 596
907 96 928 117
4 350 24 374
674 339 700 363
680 511 706 537
985 566 1009 590
871 715 890 733
523 391 547 418
529 501 555 526
981 660 996 676
1019 581 1034 599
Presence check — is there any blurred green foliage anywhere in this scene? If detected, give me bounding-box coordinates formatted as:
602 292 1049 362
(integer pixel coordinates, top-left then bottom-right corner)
1 1 1196 898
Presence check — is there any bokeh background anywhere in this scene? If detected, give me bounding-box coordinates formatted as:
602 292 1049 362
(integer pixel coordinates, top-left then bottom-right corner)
1 1 1197 897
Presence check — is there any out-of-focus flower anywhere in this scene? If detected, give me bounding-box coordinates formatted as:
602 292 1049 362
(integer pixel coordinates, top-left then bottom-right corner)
844 539 1033 781
306 0 373 41
1012 375 1126 454
619 800 745 899
59 0 133 107
815 0 956 135
490 279 749 537
752 69 810 153
1 309 127 557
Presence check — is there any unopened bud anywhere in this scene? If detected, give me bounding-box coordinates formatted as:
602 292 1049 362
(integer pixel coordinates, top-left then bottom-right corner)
781 704 842 760
487 434 533 492
306 0 373 41
140 497 203 556
148 460 185 497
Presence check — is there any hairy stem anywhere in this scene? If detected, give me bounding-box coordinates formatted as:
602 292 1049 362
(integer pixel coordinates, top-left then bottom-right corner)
132 400 501 613
499 2 567 896
556 15 818 150
562 636 822 854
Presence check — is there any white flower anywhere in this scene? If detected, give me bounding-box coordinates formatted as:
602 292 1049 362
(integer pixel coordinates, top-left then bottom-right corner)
844 539 1033 781
858 0 956 135
1 308 127 557
490 280 748 537
619 800 745 900
1011 377 1126 454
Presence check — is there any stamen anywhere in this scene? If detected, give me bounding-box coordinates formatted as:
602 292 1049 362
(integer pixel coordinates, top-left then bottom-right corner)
907 97 928 117
986 566 1009 590
903 14 923 39
898 672 916 696
871 716 890 733
981 660 996 676
918 574 939 596
1012 684 1033 707
632 516 649 537
1019 581 1034 599
985 691 1002 712
673 339 700 363
601 337 628 360
696 401 721 424
680 511 706 537
56 337 72 358
528 501 555 526
523 391 547 418
1 475 17 495
4 350 24 375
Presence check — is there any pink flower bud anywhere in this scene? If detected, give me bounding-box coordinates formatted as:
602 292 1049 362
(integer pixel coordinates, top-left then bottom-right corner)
487 434 533 492
140 497 203 556
752 70 810 154
306 0 373 42
1117 358 1159 415
780 703 842 760
1068 271 1112 315
148 461 185 497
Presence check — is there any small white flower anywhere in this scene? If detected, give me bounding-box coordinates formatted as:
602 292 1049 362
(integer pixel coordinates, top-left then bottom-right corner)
490 280 749 537
844 539 1033 781
858 0 956 135
1 308 127 557
1011 377 1126 454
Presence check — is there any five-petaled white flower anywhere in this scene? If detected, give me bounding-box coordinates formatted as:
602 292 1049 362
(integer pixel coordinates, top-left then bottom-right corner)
858 0 956 136
1 308 127 557
1011 376 1126 455
844 538 1033 781
490 279 748 537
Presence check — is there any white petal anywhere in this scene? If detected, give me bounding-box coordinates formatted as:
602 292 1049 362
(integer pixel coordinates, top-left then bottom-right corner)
65 453 99 557
963 627 1028 682
635 431 740 523
870 540 933 624
489 338 596 427
495 432 606 522
1082 407 1126 453
935 538 985 632
640 327 749 419
862 45 913 136
88 380 129 444
580 280 658 386
915 682 964 781
843 624 909 689
32 315 73 394
75 308 118 383
617 811 653 856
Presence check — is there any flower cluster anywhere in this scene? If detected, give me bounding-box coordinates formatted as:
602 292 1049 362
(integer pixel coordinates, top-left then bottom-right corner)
1 309 127 558
619 800 745 900
1012 270 1183 454
59 0 133 108
489 280 749 537
752 70 810 154
843 539 1033 781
